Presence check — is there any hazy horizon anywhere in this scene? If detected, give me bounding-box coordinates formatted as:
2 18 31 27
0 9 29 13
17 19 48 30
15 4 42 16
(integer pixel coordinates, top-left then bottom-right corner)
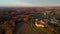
0 0 60 7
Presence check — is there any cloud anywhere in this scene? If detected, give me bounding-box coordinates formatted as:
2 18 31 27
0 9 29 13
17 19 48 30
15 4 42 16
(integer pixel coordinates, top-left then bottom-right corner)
0 1 60 7
0 2 37 7
33 4 60 7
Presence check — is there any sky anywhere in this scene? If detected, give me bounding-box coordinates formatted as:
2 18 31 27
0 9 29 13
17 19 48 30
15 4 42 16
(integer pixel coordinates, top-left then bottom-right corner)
0 0 60 7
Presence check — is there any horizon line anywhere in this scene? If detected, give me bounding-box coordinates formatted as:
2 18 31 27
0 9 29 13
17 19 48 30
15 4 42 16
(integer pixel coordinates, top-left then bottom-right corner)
0 6 60 8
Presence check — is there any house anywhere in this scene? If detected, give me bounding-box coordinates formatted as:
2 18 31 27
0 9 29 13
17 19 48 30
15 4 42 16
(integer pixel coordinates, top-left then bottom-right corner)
35 19 45 27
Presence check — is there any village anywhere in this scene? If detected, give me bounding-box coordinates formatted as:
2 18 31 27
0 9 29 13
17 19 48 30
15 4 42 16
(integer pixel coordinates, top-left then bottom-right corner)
0 7 60 34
